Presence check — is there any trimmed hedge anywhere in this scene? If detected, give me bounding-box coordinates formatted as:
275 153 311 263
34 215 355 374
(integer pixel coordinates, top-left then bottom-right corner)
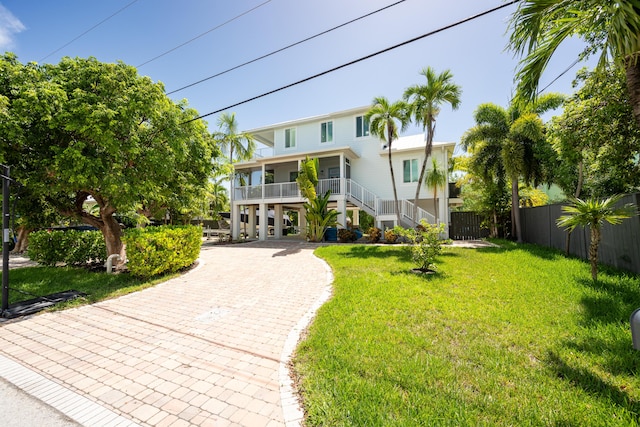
124 225 201 278
28 229 107 266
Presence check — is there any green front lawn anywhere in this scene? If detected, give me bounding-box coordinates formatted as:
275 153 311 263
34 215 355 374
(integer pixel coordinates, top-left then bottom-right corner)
294 241 640 426
2 266 174 309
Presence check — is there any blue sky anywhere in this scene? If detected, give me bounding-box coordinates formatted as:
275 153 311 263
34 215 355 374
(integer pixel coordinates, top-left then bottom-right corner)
1 0 596 147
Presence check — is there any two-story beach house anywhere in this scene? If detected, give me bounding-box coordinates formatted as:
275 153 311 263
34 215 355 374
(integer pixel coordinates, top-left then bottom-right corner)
230 106 456 240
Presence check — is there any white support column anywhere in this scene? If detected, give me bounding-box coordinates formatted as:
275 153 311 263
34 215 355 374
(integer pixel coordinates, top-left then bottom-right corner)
353 209 360 227
231 203 241 240
274 204 283 238
337 197 347 230
259 203 268 241
248 205 257 238
261 164 266 199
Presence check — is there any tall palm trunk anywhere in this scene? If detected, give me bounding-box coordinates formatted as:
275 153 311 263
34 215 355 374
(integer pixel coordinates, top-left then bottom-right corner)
589 226 601 281
387 141 402 226
511 177 523 243
625 54 640 128
413 123 434 225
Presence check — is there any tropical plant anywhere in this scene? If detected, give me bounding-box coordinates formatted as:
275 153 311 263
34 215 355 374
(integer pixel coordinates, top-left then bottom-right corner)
365 96 410 225
508 0 640 127
304 190 340 242
556 194 636 281
403 67 461 224
460 94 563 242
296 157 339 242
424 158 447 224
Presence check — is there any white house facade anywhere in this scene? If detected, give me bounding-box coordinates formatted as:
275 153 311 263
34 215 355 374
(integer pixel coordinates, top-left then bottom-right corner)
230 106 456 240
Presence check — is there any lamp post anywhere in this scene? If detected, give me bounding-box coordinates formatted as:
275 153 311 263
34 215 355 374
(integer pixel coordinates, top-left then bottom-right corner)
1 164 10 315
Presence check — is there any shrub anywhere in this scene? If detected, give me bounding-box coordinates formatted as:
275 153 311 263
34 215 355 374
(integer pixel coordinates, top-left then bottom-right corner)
367 227 381 243
337 228 357 242
28 229 106 266
124 225 201 278
395 221 445 272
384 228 398 244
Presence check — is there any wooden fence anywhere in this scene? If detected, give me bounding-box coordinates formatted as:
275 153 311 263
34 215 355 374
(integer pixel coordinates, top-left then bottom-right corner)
520 193 640 275
450 211 490 240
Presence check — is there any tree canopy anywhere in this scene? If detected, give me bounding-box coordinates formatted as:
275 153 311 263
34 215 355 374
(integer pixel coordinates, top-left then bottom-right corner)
0 54 219 260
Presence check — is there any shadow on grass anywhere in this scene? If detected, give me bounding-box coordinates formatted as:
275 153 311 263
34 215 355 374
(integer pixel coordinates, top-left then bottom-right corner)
577 274 640 326
546 350 640 414
337 245 412 262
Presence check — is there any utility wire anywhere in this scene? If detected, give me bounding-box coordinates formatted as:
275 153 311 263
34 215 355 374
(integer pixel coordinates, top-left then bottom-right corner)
137 0 272 68
167 0 407 95
537 57 581 95
183 0 519 124
39 0 139 62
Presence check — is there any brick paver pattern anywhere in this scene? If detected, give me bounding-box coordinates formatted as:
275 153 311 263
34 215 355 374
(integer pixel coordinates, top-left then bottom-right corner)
0 241 331 426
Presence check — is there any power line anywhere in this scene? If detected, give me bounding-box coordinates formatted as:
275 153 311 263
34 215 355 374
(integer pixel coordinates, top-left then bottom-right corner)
538 57 581 95
167 0 407 95
137 0 272 68
183 1 519 124
39 0 140 62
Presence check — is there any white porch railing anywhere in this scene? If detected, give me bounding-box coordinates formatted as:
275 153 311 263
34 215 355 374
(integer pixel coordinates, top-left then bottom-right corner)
233 178 436 225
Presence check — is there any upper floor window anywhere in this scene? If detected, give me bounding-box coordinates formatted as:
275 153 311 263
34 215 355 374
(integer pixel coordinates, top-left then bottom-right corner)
356 115 370 138
403 159 419 183
321 121 333 143
285 128 296 148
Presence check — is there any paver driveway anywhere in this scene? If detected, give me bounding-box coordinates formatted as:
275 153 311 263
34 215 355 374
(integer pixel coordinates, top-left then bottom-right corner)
0 241 332 426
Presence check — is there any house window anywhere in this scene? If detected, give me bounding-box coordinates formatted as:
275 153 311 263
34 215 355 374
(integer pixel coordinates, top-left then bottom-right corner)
321 121 333 143
285 128 296 148
403 159 419 183
356 115 369 138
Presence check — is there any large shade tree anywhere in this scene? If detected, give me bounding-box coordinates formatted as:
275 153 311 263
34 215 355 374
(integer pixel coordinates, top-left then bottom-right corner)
0 54 219 263
461 94 563 242
365 96 410 225
403 67 461 224
549 66 640 197
509 0 640 127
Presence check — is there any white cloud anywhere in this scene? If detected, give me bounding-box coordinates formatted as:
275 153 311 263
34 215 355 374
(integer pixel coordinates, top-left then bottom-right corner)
0 4 25 51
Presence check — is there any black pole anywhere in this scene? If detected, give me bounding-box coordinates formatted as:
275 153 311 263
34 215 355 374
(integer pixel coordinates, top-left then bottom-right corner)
2 164 9 314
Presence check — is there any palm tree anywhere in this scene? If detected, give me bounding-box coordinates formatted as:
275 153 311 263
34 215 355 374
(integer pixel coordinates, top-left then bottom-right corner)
214 112 255 238
461 94 563 242
557 195 636 281
403 67 461 224
365 97 410 225
509 0 640 127
424 158 447 224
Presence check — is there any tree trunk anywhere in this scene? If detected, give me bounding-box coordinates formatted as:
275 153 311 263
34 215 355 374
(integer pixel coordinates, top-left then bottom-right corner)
388 146 402 226
413 123 435 225
511 178 522 243
625 54 640 128
589 226 601 282
12 225 32 253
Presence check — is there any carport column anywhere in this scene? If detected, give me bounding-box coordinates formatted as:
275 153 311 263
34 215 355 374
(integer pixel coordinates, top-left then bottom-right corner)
299 205 307 239
337 197 347 230
259 203 268 241
231 203 241 240
353 209 360 227
274 204 283 237
248 205 257 238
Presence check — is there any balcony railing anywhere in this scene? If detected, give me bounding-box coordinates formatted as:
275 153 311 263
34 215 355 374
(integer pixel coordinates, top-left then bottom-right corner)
233 178 436 224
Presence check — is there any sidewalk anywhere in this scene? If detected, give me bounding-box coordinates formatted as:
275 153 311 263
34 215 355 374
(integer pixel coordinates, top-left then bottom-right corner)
0 241 332 426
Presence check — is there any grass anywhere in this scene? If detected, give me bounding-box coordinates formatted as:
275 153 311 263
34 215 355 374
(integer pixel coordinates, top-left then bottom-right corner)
1 266 177 310
293 240 640 426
